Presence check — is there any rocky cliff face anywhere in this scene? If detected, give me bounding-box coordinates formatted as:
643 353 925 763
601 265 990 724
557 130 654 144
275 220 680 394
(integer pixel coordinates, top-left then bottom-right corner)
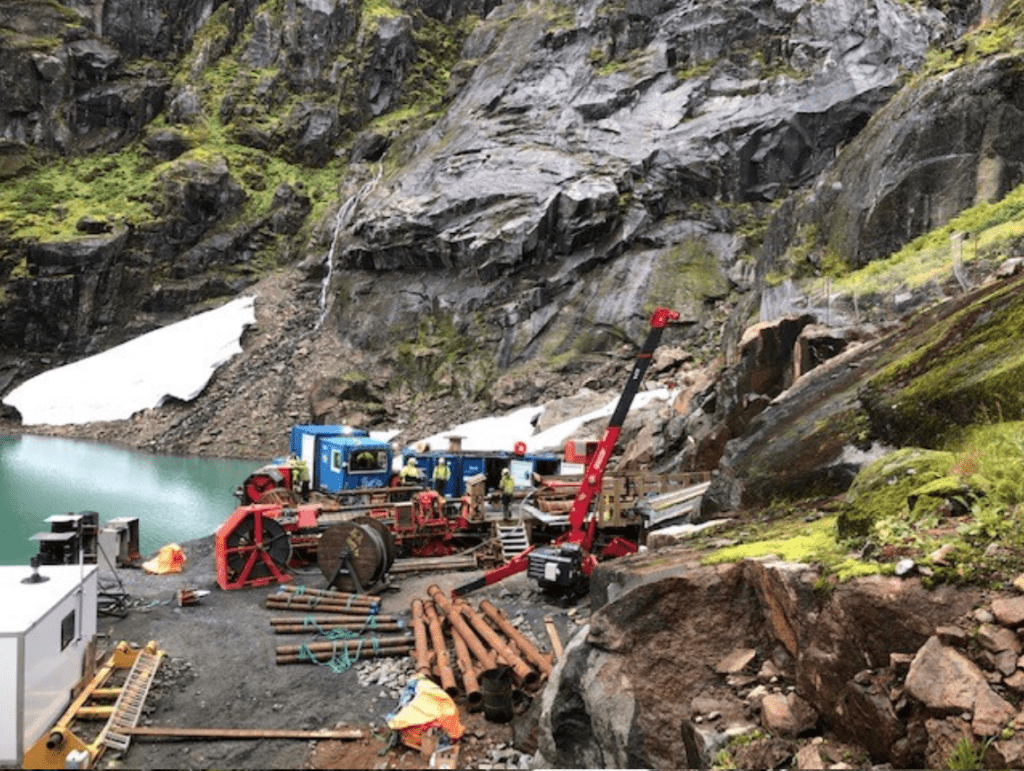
2 0 1022 493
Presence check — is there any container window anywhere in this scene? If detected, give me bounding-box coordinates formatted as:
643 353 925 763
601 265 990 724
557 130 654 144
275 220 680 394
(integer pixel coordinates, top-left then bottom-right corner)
61 610 76 650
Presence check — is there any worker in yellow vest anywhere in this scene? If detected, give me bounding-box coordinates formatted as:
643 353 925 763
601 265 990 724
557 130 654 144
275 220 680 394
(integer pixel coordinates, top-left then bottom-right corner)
401 457 423 486
432 457 451 495
500 467 515 517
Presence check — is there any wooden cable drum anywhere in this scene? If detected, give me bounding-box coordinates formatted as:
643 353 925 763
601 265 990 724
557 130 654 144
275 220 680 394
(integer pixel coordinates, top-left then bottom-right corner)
354 516 398 568
317 520 395 593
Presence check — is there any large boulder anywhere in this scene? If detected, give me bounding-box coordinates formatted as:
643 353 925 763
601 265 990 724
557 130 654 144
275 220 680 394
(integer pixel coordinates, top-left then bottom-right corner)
538 555 981 769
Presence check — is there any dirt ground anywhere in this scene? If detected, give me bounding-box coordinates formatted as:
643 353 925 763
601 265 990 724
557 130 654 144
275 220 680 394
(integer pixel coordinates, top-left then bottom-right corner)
87 536 584 770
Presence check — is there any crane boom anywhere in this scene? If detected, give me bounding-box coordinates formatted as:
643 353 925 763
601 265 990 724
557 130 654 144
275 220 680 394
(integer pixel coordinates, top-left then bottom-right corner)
453 307 679 598
563 306 679 546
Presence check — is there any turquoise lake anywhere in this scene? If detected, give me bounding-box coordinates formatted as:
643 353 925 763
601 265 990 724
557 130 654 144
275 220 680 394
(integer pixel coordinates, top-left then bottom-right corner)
0 434 258 566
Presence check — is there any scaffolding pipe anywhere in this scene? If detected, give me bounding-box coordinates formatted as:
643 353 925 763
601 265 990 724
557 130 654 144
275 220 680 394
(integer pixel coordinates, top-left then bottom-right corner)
424 601 458 697
479 599 553 677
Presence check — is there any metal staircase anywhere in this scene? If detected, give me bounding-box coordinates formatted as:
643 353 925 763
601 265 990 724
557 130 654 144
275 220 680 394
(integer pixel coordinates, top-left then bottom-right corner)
103 643 165 752
496 523 530 560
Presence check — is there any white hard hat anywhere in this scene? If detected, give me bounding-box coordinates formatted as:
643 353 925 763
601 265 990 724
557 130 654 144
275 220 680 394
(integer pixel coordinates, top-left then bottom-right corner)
438 457 446 464
501 468 509 475
408 457 417 465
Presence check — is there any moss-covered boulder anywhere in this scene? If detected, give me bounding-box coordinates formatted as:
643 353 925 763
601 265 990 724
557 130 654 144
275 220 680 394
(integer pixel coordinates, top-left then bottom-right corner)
837 447 956 539
860 276 1024 449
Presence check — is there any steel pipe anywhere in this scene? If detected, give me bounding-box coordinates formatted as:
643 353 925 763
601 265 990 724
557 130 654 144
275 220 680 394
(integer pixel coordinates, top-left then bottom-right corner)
411 600 432 675
276 648 411 665
271 621 403 635
275 637 412 656
450 622 482 708
278 584 382 603
427 584 497 672
480 599 553 677
424 601 458 697
458 602 537 687
265 596 380 613
269 613 396 625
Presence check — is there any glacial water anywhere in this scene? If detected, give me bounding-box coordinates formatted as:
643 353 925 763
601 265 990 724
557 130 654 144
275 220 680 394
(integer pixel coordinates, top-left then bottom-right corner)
0 434 257 566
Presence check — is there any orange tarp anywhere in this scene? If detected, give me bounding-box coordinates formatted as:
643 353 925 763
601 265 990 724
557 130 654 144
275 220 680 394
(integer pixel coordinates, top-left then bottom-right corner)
142 543 187 574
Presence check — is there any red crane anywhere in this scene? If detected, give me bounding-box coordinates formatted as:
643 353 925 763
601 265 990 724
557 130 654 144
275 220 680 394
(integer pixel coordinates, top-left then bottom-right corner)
453 307 680 597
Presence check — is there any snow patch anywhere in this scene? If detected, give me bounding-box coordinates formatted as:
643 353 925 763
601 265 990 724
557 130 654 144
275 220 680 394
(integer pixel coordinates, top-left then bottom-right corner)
413 387 674 453
4 296 256 426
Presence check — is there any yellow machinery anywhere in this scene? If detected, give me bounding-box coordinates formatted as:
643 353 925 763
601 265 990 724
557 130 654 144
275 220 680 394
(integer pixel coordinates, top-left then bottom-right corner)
23 640 163 769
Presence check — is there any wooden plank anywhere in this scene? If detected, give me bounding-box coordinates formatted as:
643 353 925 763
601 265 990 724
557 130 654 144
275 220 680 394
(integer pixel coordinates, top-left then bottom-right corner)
118 726 365 740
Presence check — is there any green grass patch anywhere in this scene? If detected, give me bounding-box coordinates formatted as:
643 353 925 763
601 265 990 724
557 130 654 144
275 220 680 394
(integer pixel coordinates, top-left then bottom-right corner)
702 516 848 569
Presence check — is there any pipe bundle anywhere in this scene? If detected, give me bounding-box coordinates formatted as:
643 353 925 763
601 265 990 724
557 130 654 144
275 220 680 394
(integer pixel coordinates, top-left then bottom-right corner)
269 585 411 666
408 585 555 711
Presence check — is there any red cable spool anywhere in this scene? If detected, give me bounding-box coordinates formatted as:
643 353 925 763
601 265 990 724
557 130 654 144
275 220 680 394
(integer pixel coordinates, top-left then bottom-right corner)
513 440 527 456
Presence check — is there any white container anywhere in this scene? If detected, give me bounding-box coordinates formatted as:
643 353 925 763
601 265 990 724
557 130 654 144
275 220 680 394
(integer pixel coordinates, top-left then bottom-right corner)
0 564 97 766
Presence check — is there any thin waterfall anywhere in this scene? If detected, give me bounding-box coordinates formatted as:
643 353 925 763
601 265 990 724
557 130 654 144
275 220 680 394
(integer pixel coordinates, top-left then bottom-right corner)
317 163 383 328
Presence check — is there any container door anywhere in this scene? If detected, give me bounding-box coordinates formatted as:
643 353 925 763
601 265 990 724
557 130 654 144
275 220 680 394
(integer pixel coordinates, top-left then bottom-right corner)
301 434 317 487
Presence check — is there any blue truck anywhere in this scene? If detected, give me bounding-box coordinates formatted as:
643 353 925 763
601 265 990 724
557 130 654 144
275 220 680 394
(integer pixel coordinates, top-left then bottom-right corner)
237 425 394 503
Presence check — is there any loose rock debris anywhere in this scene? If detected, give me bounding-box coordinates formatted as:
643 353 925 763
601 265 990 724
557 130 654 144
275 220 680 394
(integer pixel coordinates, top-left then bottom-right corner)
85 540 572 770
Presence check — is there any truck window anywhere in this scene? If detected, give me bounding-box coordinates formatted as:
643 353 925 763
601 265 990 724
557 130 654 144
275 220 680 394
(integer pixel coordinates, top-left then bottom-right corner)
349 450 384 473
331 449 343 472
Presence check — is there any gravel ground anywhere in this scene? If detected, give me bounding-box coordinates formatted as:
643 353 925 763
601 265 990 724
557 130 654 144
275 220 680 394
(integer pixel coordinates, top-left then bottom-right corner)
88 535 584 770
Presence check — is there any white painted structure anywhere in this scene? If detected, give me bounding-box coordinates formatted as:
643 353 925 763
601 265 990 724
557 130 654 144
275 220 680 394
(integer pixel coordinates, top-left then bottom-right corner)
1 564 97 766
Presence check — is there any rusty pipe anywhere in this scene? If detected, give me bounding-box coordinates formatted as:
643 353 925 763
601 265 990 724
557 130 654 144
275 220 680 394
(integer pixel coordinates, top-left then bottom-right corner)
276 647 410 665
458 602 537 687
449 620 482 709
265 596 379 612
427 585 497 672
271 621 403 634
479 599 553 676
279 584 382 603
424 601 458 697
411 599 432 675
269 613 396 625
275 636 412 655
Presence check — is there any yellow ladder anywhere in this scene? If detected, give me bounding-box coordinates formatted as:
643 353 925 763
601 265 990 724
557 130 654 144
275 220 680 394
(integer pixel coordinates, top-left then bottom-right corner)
102 644 165 752
22 641 164 769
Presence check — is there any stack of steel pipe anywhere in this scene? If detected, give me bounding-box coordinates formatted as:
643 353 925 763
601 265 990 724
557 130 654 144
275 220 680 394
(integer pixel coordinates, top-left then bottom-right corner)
269 585 412 665
266 584 382 613
275 634 413 665
268 613 403 635
414 584 551 709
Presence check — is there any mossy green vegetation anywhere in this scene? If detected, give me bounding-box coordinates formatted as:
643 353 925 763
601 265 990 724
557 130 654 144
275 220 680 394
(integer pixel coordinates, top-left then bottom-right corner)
696 420 1024 588
646 238 731 318
829 182 1024 297
702 515 862 576
836 447 956 538
860 276 1024 447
